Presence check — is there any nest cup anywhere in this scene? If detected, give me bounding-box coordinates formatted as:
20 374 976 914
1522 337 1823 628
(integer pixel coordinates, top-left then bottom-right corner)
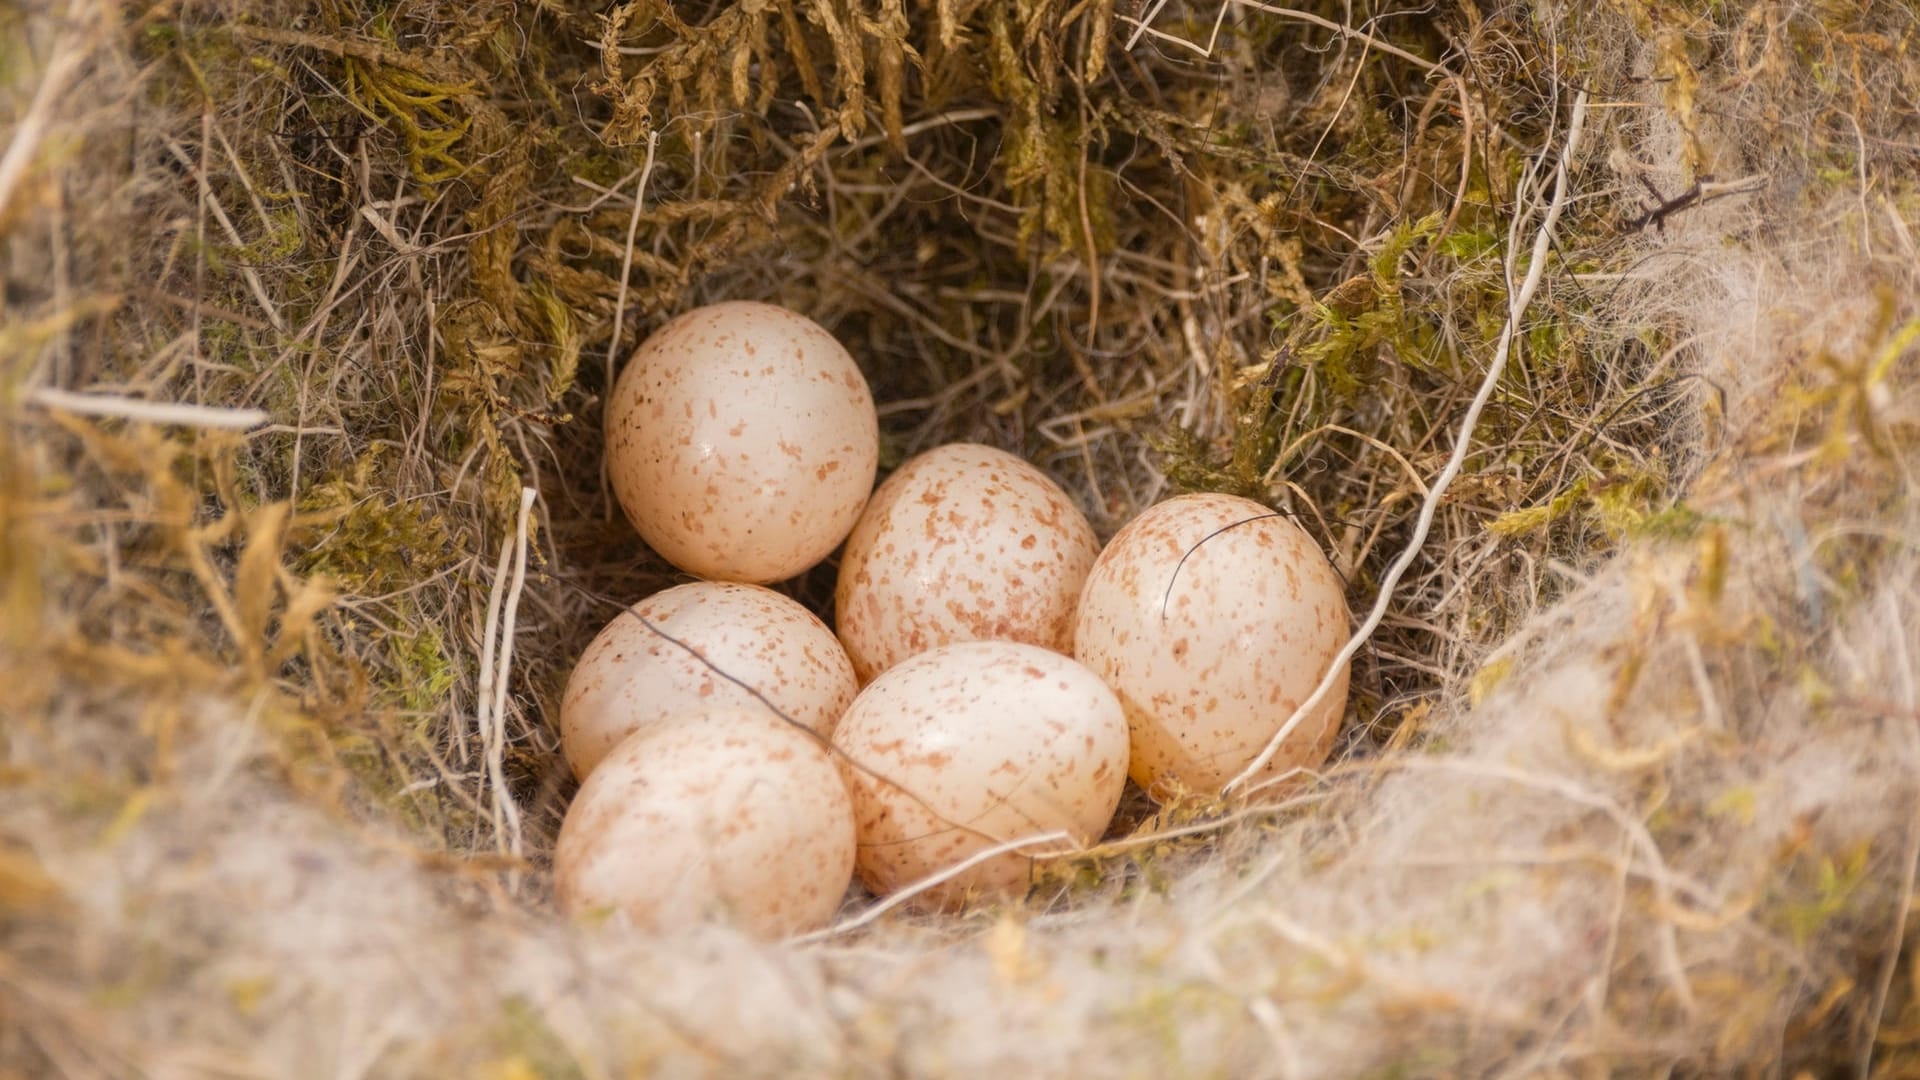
6 0 1920 1076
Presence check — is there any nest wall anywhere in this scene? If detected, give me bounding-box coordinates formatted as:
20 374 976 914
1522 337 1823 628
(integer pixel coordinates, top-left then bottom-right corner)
4 0 1920 1076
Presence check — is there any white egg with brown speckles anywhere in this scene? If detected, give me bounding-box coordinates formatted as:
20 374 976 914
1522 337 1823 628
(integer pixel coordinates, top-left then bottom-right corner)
607 301 879 584
1074 492 1350 801
832 641 1128 910
835 443 1099 682
553 708 855 938
560 582 857 780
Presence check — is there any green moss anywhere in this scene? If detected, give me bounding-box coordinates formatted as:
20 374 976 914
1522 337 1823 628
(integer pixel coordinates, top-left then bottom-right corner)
293 467 462 597
386 619 457 715
1488 477 1592 538
1777 843 1872 947
986 4 1115 261
1117 981 1241 1079
488 998 590 1080
565 149 631 190
1634 502 1714 542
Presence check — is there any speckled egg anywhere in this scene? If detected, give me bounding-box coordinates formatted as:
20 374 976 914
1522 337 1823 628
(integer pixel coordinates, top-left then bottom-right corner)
553 708 855 938
832 641 1128 909
1073 492 1350 800
606 301 879 584
834 443 1099 682
560 582 858 780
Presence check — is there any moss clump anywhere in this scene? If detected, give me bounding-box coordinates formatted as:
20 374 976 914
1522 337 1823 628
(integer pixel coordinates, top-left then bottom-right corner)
292 455 464 598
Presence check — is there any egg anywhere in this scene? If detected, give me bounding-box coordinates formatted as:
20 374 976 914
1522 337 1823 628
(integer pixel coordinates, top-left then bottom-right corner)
560 581 858 780
553 708 855 938
835 443 1099 682
606 301 879 584
1073 492 1350 799
832 641 1128 909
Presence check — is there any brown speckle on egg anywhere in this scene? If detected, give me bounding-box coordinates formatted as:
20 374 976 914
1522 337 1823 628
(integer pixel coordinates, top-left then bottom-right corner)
552 708 855 938
835 443 1099 682
560 582 857 780
831 641 1128 911
605 301 879 584
1073 492 1351 800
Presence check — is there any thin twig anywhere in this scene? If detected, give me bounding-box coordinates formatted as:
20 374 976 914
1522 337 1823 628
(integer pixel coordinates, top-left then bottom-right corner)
164 139 289 333
1122 0 1479 265
1620 173 1768 233
228 23 451 79
1123 0 1452 80
1224 91 1591 795
792 830 1073 944
1039 791 1325 859
0 5 87 224
26 388 269 430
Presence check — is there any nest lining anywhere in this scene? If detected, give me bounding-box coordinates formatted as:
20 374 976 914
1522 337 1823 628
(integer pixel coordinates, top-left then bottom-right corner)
4 0 1920 1076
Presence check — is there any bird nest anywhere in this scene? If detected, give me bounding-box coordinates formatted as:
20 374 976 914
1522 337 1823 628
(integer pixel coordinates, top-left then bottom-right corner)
5 0 1920 1075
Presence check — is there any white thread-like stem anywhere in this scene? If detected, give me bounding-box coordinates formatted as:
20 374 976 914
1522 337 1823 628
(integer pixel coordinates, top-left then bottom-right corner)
605 132 660 399
1224 91 1591 796
484 487 537 860
793 830 1073 943
601 133 659 514
0 12 86 224
471 530 513 770
27 388 269 431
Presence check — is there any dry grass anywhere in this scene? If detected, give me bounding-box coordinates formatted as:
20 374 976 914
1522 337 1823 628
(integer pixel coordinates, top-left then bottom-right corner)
4 0 1920 1075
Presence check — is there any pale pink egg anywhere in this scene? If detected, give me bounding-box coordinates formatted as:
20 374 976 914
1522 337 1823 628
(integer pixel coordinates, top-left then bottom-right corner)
834 443 1099 682
1073 492 1350 800
606 301 879 584
560 582 858 780
553 708 855 938
832 641 1128 910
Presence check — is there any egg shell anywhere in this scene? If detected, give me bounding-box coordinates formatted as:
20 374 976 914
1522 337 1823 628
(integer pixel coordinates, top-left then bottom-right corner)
553 708 855 938
1073 492 1350 800
835 443 1099 682
560 581 858 780
832 641 1128 910
606 301 879 584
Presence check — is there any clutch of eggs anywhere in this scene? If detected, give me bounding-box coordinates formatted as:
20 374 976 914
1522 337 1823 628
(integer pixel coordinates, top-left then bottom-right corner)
563 298 1358 930
552 489 1354 931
